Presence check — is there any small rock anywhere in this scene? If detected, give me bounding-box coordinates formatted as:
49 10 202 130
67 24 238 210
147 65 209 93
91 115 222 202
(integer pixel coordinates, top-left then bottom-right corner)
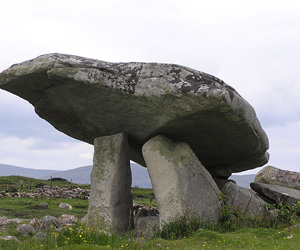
40 215 60 231
8 218 23 224
133 216 160 238
16 224 35 237
0 236 20 242
0 217 9 227
59 203 72 210
39 202 48 208
33 232 46 241
59 214 78 225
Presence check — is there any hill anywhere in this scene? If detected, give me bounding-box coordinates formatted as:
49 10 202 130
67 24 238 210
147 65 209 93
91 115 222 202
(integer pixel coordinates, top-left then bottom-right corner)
0 164 57 179
42 163 152 188
1 163 255 188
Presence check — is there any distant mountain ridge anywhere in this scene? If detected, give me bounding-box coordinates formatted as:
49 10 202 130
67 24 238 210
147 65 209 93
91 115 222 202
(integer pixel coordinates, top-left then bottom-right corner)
0 163 255 188
0 164 57 179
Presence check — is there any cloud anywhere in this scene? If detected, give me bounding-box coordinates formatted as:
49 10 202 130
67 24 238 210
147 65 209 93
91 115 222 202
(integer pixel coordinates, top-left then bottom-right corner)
0 0 299 174
0 133 93 170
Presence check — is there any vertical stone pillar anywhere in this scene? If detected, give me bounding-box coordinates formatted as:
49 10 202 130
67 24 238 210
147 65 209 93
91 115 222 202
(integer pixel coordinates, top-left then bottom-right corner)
142 135 223 226
87 133 133 234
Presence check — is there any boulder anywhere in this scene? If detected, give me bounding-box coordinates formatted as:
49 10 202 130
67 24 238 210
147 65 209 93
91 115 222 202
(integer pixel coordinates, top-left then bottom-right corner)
40 215 60 231
0 217 9 227
33 232 46 241
0 217 22 229
255 166 300 191
59 214 78 225
221 181 268 217
87 133 134 233
59 203 72 210
133 216 160 238
16 224 35 237
142 135 223 225
250 182 300 207
0 53 269 173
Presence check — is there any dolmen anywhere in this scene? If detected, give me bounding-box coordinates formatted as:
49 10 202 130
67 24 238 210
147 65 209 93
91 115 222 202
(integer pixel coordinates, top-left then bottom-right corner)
0 53 270 233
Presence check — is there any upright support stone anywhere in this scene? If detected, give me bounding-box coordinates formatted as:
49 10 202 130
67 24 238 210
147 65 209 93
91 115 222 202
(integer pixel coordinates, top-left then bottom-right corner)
87 133 133 234
142 135 223 226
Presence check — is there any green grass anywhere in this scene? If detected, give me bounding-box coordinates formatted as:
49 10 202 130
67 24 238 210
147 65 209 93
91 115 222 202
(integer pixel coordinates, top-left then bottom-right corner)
0 175 90 192
131 187 157 207
1 176 300 249
0 196 88 220
1 222 300 250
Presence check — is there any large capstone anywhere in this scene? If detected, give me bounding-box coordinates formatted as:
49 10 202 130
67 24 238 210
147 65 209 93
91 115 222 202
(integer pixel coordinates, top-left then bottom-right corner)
0 53 269 173
86 133 133 233
142 135 223 225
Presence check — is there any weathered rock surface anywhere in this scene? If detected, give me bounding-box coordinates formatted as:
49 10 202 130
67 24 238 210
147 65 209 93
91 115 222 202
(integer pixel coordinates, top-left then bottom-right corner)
40 215 60 231
59 203 72 210
87 133 133 233
133 216 159 238
16 224 35 237
0 236 20 242
0 53 269 173
250 182 300 207
40 202 48 208
59 214 78 225
221 181 268 217
142 135 223 225
0 216 22 229
255 166 300 191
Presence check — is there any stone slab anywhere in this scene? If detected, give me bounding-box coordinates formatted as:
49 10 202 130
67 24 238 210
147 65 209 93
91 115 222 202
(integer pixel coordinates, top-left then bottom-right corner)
142 135 223 225
250 182 300 207
0 53 269 173
87 133 133 233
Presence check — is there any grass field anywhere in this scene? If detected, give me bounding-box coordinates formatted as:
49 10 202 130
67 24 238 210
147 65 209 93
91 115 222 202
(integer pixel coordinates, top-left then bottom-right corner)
0 176 300 249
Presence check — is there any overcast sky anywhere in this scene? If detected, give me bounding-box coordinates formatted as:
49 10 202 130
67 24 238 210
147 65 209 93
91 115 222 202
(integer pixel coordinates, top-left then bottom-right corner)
0 0 299 175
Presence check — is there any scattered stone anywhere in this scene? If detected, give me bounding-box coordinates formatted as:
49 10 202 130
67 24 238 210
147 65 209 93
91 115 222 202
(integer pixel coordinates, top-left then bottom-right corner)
255 166 300 191
40 202 48 209
0 217 9 227
87 133 133 233
40 215 60 231
0 53 269 173
0 217 22 229
29 218 40 231
221 181 268 217
33 232 46 241
251 182 300 207
59 214 78 225
0 186 90 199
59 203 72 210
16 224 35 237
0 236 20 242
8 218 23 224
142 135 223 226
